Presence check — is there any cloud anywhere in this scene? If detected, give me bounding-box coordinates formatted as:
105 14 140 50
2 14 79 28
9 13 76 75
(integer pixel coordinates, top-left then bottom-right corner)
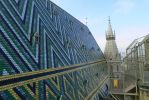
114 0 136 14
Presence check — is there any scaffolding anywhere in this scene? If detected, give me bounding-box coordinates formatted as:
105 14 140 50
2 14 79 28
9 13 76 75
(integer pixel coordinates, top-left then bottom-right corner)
124 34 149 85
108 34 149 100
122 34 149 100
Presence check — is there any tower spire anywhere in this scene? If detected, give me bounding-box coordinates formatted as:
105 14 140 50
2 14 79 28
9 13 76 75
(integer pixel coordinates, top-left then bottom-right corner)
104 18 122 88
106 17 115 40
104 17 119 59
108 16 111 24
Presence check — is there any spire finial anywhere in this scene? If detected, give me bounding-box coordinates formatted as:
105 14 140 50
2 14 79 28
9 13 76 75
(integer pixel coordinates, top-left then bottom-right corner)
106 16 115 39
108 16 111 23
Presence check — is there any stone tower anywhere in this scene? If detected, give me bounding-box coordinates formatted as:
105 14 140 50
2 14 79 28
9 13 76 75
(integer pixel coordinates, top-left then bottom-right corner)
104 17 121 76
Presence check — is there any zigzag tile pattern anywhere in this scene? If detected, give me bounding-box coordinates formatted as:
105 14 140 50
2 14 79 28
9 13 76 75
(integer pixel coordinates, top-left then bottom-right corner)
0 0 107 99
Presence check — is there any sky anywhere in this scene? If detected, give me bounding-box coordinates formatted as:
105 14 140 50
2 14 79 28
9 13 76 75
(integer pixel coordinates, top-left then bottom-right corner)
50 0 149 53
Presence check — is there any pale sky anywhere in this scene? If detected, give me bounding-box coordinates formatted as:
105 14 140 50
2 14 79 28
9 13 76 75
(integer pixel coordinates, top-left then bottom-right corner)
50 0 149 53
